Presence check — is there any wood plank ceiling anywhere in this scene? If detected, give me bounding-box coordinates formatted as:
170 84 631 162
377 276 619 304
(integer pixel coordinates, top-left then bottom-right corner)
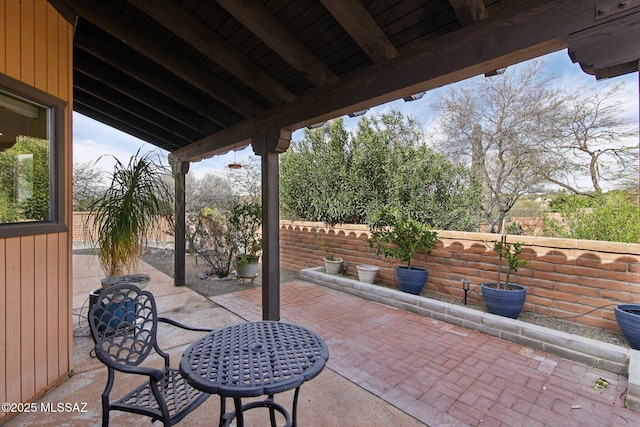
49 0 640 162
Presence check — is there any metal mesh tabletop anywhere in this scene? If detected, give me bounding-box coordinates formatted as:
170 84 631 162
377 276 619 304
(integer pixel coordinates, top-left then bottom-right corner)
179 321 329 398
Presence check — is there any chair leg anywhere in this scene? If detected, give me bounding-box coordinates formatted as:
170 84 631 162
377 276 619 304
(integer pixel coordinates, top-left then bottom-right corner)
292 387 301 427
233 397 244 427
101 369 117 427
268 394 277 427
219 396 226 427
101 406 109 427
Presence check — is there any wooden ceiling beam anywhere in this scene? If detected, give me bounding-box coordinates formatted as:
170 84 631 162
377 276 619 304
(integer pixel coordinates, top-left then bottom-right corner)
320 0 398 64
75 53 220 136
447 1 502 77
172 0 621 162
61 0 263 118
74 73 205 142
568 9 640 79
449 0 488 26
74 34 238 128
74 99 184 151
75 90 194 149
128 0 295 105
215 0 338 87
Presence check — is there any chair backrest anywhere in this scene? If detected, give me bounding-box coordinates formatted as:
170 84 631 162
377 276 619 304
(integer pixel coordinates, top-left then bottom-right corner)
89 284 159 368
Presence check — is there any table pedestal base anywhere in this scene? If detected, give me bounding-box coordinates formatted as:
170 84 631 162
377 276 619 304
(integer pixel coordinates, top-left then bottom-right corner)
220 387 301 427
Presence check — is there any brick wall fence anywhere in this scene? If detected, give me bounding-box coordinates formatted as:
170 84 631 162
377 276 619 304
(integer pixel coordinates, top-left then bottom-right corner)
280 221 640 333
71 214 639 333
72 212 174 247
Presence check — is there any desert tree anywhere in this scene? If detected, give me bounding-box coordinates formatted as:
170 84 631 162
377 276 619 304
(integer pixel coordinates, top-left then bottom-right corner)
73 160 104 211
537 82 638 195
432 61 564 232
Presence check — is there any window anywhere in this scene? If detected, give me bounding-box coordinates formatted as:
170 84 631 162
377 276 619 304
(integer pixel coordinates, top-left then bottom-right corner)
0 74 66 237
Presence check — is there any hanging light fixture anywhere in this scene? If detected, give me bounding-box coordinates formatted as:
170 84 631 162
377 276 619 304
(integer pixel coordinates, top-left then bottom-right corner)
227 149 242 169
403 92 425 102
348 109 368 118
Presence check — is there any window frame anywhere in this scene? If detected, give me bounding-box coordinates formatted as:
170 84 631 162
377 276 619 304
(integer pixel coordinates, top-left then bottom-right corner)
0 73 67 238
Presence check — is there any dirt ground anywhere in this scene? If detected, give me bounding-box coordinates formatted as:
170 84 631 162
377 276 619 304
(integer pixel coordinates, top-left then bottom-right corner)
138 247 628 348
140 247 300 298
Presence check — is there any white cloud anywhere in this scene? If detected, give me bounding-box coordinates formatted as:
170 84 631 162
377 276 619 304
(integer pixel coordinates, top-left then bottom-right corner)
73 113 167 173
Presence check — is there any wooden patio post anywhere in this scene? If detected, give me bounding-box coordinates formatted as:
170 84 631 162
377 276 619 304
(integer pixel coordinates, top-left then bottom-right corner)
252 129 291 321
172 159 189 286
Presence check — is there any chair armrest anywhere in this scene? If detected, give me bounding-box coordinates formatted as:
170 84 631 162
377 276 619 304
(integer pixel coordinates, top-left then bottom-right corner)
158 317 214 332
95 351 165 381
118 364 166 382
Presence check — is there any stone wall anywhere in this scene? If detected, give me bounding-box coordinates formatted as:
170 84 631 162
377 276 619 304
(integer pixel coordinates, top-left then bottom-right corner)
280 221 640 333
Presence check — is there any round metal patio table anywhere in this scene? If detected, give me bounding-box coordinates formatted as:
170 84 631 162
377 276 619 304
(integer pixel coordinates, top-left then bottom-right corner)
179 321 329 427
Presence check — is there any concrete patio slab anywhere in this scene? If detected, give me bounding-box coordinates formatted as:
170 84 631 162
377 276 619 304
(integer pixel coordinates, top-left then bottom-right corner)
2 256 427 427
4 255 639 426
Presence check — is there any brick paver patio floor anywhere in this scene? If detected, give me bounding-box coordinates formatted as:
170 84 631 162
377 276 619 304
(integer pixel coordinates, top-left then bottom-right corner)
212 280 640 427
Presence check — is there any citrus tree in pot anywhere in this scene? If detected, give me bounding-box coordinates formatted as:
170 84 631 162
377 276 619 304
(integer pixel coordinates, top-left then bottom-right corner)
481 236 527 319
87 150 172 289
368 209 439 295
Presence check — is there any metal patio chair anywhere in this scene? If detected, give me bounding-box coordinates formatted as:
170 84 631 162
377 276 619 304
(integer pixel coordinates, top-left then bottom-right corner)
88 283 214 427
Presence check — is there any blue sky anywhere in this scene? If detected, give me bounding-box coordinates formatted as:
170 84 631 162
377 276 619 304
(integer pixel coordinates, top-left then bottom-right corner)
73 49 638 180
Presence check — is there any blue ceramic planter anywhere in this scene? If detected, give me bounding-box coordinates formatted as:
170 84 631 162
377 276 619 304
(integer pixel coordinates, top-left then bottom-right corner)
396 266 428 295
615 304 640 350
89 288 136 331
481 282 526 319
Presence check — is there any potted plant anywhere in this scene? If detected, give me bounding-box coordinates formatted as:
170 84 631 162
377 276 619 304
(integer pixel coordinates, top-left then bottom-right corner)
228 200 262 279
614 304 640 350
315 230 343 274
87 150 171 289
480 236 527 319
86 150 171 328
367 209 438 295
356 265 379 284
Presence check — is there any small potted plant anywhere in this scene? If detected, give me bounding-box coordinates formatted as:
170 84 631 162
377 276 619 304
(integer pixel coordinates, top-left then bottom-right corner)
228 200 262 279
367 209 438 295
480 236 527 319
235 239 262 279
315 229 343 274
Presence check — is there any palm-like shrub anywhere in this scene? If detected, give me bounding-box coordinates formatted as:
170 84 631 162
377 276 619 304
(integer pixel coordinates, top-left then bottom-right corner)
88 151 171 277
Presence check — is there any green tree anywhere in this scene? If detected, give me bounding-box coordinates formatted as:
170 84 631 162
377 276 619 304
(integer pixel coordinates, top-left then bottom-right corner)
280 111 481 230
541 190 639 243
0 136 50 222
280 118 355 223
386 145 482 230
